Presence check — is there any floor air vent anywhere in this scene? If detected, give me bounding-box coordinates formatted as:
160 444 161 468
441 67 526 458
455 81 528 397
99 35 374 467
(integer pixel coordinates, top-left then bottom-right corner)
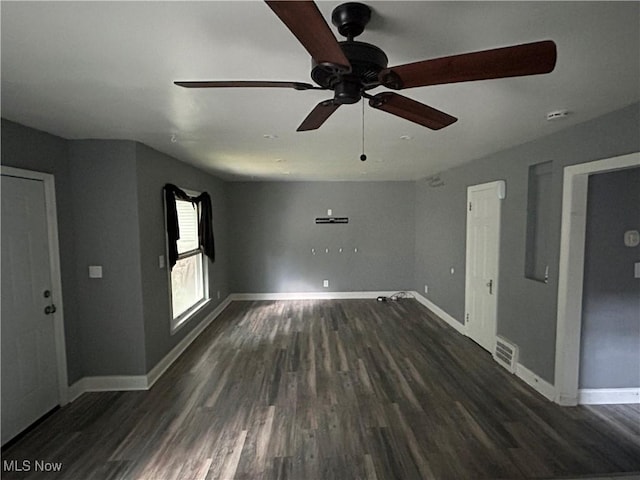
494 336 518 373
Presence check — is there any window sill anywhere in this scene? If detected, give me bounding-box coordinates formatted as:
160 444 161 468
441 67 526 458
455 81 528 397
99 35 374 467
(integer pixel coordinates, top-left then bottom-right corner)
171 298 211 334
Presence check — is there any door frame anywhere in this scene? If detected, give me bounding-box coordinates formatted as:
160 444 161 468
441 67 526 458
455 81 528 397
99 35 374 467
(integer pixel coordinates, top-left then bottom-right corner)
554 152 640 406
1 166 69 405
464 180 505 353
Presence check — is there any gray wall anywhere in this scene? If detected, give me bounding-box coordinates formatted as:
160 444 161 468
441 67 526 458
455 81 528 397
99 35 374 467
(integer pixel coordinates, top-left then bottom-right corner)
414 102 640 383
135 143 230 371
580 167 640 389
3 102 639 390
68 140 147 376
0 119 83 383
1 120 231 381
228 182 415 293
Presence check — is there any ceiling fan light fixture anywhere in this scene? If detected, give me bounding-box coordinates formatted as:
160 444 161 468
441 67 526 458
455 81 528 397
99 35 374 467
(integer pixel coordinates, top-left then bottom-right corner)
334 76 363 104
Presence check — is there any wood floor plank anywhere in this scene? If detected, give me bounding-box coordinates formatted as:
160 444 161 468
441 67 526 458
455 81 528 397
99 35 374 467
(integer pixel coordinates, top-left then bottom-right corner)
2 299 639 479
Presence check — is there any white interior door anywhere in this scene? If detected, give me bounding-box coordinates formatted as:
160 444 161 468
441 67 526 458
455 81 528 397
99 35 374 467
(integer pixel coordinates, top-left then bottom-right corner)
465 181 504 353
1 174 60 445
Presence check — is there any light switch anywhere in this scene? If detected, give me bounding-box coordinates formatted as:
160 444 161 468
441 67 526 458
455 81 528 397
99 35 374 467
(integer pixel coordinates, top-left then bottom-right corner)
89 265 103 278
624 230 640 247
159 255 165 269
327 209 332 216
635 262 640 279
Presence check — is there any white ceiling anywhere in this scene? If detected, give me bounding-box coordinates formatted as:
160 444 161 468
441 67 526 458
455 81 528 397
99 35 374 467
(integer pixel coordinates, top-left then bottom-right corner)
2 1 639 181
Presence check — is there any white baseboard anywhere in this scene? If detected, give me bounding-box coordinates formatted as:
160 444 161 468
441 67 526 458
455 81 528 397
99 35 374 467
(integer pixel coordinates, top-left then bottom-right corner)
229 291 401 301
555 394 578 406
68 295 233 402
516 362 556 401
410 291 466 335
578 387 640 405
410 292 558 403
146 295 233 388
68 292 418 400
68 375 148 402
65 292 569 408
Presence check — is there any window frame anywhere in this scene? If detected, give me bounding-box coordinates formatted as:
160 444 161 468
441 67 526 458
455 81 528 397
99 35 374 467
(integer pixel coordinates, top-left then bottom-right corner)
165 188 210 333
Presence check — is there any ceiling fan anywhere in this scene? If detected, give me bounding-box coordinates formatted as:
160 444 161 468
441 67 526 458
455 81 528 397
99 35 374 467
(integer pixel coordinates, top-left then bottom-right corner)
175 1 557 132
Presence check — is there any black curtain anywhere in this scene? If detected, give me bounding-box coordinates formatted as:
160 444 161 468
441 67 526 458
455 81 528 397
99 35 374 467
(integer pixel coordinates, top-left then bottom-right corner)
164 184 215 269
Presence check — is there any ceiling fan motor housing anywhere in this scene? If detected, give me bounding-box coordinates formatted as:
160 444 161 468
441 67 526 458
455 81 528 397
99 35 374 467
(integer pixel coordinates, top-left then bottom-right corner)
311 41 388 103
310 2 388 105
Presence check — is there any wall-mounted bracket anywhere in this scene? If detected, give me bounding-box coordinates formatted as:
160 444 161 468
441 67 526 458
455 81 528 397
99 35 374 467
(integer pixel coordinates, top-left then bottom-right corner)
315 217 349 224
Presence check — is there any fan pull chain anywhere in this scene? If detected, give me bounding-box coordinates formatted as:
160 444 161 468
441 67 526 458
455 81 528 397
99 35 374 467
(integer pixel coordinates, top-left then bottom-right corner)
360 98 367 161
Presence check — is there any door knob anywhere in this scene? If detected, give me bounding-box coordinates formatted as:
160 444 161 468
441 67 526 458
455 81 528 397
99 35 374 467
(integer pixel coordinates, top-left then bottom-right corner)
486 279 493 294
44 305 57 315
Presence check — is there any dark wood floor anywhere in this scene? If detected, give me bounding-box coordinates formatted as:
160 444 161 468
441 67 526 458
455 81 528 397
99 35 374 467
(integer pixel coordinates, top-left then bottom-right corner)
2 299 639 479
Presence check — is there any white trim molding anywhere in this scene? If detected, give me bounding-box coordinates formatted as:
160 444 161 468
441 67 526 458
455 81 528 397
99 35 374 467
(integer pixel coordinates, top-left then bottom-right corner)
147 295 232 388
1 166 70 406
411 292 466 335
229 291 401 301
69 295 233 402
516 363 556 402
554 152 640 406
412 292 557 401
578 388 640 405
69 293 404 400
68 376 148 401
64 292 568 406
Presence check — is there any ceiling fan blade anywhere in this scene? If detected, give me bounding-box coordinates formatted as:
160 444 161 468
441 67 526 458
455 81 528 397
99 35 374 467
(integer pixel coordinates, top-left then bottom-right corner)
297 100 340 131
369 92 457 130
174 80 318 90
265 1 351 72
379 40 557 90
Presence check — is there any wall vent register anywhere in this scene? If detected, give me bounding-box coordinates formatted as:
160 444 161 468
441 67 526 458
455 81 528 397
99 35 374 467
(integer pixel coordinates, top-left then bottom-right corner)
494 336 519 373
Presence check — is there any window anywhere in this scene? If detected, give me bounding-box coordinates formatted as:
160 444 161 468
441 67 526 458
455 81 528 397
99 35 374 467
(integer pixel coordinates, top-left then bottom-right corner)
170 196 208 328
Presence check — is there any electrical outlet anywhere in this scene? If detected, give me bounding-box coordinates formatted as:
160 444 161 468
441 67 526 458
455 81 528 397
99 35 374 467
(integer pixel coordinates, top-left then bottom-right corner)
424 285 428 294
323 280 329 288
